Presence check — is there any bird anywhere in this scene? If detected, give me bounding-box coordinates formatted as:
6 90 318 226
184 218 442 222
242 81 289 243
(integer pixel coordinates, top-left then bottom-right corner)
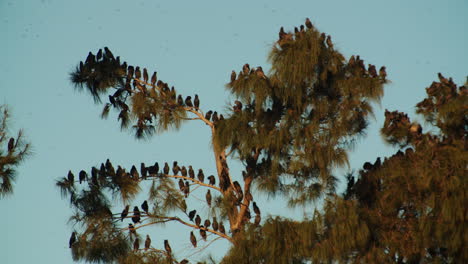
326 35 333 49
194 94 200 109
135 67 141 79
212 112 219 122
67 171 74 184
195 215 201 226
181 166 187 177
144 235 151 250
379 66 387 81
121 205 129 221
152 162 159 174
132 206 141 224
104 47 114 59
79 170 88 184
133 237 140 251
253 202 261 215
163 162 170 174
190 231 197 248
140 163 148 179
205 110 213 121
180 259 189 264
178 179 185 192
206 190 212 207
197 169 204 182
7 138 14 152
200 228 207 241
230 70 236 83
255 67 266 79
127 66 134 79
130 165 139 180
164 240 172 254
242 64 250 75
69 232 76 248
204 219 211 228
184 181 190 197
177 95 184 106
188 166 195 179
219 222 226 234
368 64 377 78
143 68 148 83
279 27 286 40
208 175 216 185
438 72 449 84
96 49 103 60
305 18 313 29
151 72 157 86
185 96 193 107
188 210 196 221
141 200 149 214
172 161 180 175
212 217 219 231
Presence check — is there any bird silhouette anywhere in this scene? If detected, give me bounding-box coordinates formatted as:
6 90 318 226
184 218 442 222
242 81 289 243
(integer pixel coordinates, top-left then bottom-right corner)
197 169 204 182
141 200 149 214
121 205 129 221
188 210 196 221
67 171 74 184
305 18 313 29
379 66 387 81
208 175 216 185
206 190 212 207
242 64 250 75
178 179 185 192
219 222 226 234
230 70 236 83
133 237 140 251
135 67 141 79
163 162 169 174
205 110 213 121
188 166 195 179
212 217 219 231
212 112 219 122
128 223 136 235
177 95 184 106
195 215 201 226
164 240 172 254
69 232 76 248
368 64 377 78
204 219 211 228
144 235 151 250
151 72 157 86
194 94 200 109
184 181 190 197
173 161 180 175
185 96 193 107
326 35 333 49
132 206 141 224
181 166 187 177
200 228 207 241
143 68 148 83
190 231 197 248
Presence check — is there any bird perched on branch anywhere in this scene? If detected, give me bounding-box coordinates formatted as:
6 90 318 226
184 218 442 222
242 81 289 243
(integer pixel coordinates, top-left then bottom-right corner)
188 166 195 179
141 200 149 214
194 94 200 109
188 210 196 221
151 72 157 86
133 237 140 251
200 228 207 241
144 235 151 250
305 18 313 29
164 240 172 254
163 162 169 174
132 206 141 224
212 217 219 231
204 219 211 228
208 175 216 185
185 96 193 107
195 215 201 226
205 110 213 121
230 70 236 83
121 205 129 221
190 231 197 248
206 190 212 207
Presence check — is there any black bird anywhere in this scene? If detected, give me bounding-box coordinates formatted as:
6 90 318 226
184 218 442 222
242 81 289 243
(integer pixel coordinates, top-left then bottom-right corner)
145 235 151 250
188 166 195 179
96 49 103 60
184 181 190 197
204 219 211 228
197 169 204 182
181 166 187 177
121 205 129 221
212 112 219 122
208 175 215 185
190 231 197 248
188 210 196 221
177 95 184 106
185 96 193 107
200 228 207 241
205 110 213 121
212 217 219 231
143 68 148 83
253 202 261 215
242 63 250 75
140 163 148 179
256 67 266 79
141 200 149 214
206 190 212 207
79 170 87 184
127 66 134 78
67 171 74 184
368 64 377 78
132 206 141 224
195 215 201 226
194 94 200 109
219 114 225 121
104 47 114 59
178 179 185 192
135 67 141 79
438 72 449 84
305 18 313 29
69 232 76 248
173 161 180 175
131 165 139 180
219 222 226 234
128 223 136 235
379 66 387 81
279 26 286 40
230 70 236 83
326 35 333 49
85 52 95 65
133 237 140 251
152 162 159 174
151 72 157 86
163 162 170 174
164 240 172 254
7 138 14 151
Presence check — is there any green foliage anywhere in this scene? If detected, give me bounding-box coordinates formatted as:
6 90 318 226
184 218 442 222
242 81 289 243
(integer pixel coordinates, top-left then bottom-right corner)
0 105 31 198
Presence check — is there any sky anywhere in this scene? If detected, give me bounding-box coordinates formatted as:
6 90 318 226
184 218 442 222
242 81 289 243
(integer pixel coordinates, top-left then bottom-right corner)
1 0 467 263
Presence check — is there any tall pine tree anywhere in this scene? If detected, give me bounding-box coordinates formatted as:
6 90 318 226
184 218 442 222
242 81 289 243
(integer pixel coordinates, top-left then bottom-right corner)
57 19 386 263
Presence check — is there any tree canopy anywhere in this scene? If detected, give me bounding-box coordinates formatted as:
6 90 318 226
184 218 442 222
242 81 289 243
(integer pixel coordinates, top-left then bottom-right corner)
57 17 466 264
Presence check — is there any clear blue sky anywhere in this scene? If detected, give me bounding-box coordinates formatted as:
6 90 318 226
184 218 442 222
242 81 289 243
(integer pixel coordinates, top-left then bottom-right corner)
1 0 467 263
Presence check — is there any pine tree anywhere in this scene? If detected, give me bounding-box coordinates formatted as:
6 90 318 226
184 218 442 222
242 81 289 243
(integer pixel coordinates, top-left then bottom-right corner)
223 75 467 263
57 19 386 263
0 105 31 198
